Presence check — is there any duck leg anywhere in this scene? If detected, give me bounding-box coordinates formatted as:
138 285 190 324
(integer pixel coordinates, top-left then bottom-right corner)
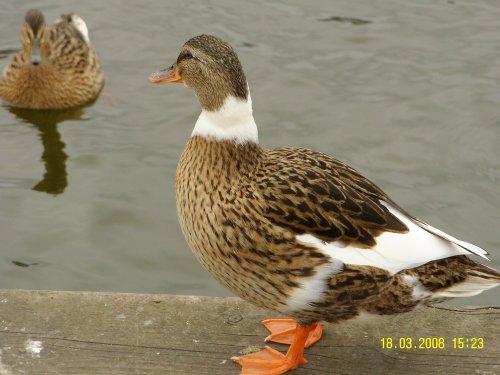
263 319 322 348
232 323 314 374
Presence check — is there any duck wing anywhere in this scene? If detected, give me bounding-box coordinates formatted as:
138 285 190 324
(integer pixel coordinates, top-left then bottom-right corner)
258 147 408 248
256 147 488 274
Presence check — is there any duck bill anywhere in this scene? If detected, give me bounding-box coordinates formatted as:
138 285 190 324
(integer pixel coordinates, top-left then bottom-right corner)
30 38 42 65
149 64 183 84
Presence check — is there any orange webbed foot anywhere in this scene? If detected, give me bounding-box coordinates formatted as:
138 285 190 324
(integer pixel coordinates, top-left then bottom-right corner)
233 322 316 374
232 346 307 375
262 319 322 348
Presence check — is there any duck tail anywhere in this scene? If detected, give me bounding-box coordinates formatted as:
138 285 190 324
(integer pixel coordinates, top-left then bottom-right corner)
434 260 500 298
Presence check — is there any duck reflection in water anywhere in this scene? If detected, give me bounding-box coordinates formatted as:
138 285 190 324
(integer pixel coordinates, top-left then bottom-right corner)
8 105 87 195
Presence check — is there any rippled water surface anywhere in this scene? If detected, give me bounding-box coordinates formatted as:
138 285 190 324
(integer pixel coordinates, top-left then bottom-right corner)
0 0 499 305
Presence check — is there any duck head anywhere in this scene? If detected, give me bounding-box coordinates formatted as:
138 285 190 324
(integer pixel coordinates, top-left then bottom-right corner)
57 13 90 43
20 9 46 66
149 35 258 144
149 34 249 112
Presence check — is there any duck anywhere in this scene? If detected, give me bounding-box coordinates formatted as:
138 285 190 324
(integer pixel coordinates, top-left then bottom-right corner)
149 35 500 374
0 9 104 110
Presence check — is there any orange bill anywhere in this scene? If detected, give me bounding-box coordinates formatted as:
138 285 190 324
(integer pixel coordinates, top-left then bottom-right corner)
149 64 183 84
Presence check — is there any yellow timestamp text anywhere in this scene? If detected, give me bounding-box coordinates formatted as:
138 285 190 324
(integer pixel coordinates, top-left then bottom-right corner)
380 337 485 350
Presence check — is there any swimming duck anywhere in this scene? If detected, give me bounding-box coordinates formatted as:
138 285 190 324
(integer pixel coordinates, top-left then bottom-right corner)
0 9 104 109
149 35 500 374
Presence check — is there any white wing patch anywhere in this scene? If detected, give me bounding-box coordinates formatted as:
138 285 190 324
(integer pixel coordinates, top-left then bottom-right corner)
285 260 343 313
410 215 489 260
297 201 489 275
402 275 434 300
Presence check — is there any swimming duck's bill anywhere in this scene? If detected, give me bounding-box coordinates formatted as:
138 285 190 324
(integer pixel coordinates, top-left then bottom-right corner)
149 64 182 84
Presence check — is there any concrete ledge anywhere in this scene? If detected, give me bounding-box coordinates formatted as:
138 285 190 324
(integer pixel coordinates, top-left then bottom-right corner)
0 289 498 374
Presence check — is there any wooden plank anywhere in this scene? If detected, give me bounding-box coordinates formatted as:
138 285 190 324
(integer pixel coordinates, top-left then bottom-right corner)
0 289 498 374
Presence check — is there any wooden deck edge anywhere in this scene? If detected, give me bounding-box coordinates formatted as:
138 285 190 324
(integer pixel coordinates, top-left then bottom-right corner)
0 289 498 374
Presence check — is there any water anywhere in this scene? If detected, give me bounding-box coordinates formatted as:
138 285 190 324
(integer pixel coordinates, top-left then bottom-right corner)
0 0 499 306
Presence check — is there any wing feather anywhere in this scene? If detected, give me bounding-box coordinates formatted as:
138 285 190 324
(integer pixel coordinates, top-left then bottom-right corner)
257 147 408 247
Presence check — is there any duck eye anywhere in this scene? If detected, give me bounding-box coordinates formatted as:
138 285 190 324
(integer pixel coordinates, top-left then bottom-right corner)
184 50 193 59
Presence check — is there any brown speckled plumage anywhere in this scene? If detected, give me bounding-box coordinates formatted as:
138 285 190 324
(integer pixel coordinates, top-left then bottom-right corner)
177 138 330 313
0 9 104 109
176 136 500 326
152 34 500 373
261 147 409 248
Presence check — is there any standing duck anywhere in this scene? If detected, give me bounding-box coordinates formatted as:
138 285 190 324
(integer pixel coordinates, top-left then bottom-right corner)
0 9 104 109
149 35 500 374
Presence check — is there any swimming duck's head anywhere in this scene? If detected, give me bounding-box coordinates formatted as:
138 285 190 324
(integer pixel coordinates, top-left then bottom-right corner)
20 9 46 66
